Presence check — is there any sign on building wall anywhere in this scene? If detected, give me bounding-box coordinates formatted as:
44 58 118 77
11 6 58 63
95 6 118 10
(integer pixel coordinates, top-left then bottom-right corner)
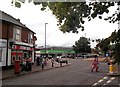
0 40 7 48
12 45 33 50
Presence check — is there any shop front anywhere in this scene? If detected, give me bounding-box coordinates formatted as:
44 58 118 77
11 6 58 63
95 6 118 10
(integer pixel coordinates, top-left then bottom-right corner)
11 45 34 65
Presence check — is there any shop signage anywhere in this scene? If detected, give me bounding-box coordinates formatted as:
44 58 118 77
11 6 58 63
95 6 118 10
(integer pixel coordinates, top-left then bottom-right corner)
0 41 7 48
12 45 33 50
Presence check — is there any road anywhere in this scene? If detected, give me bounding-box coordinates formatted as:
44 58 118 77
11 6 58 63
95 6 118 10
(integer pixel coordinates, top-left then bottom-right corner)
2 59 120 86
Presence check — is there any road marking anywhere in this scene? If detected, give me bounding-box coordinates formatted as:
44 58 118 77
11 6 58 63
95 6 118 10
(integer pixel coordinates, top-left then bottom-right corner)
93 83 98 86
106 80 111 84
110 77 115 80
103 77 108 80
98 79 104 83
92 77 108 86
103 77 115 85
93 76 116 86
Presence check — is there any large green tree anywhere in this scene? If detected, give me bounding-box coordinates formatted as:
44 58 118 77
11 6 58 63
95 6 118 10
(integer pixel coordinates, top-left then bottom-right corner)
73 37 91 53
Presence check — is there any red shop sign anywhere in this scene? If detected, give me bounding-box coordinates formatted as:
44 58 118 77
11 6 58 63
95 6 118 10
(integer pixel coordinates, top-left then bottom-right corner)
13 45 33 50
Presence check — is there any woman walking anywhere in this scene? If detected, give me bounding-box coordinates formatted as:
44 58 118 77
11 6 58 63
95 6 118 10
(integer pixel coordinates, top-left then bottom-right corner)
91 56 99 72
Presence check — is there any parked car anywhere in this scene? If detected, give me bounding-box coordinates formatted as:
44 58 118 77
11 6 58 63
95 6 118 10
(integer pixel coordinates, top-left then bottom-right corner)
55 56 68 64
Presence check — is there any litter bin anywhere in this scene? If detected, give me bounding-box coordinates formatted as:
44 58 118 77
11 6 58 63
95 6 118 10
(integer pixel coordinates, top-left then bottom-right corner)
14 60 20 74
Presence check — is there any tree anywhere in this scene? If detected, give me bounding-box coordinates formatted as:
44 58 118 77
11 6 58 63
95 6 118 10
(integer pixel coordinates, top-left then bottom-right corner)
96 29 120 64
12 0 120 33
73 37 91 54
96 38 110 56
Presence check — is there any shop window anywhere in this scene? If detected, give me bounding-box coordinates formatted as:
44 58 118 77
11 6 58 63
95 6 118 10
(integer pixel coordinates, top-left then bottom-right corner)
13 26 21 41
23 52 28 58
16 56 19 60
19 57 21 60
12 56 15 64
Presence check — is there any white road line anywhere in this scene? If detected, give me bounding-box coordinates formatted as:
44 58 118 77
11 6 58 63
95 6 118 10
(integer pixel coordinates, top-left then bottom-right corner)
92 76 115 86
103 77 108 80
105 77 115 84
103 83 107 85
106 80 112 84
93 83 98 86
98 79 104 83
110 77 115 80
92 77 108 86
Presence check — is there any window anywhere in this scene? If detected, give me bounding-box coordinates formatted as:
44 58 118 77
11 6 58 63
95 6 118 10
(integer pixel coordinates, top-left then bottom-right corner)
28 34 33 43
13 26 21 41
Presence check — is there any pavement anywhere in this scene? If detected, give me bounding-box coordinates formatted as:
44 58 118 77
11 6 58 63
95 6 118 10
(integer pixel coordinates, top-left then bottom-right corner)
2 59 70 80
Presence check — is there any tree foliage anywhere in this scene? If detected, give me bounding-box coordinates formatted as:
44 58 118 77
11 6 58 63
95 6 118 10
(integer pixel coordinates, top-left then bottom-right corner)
73 37 91 53
96 29 120 64
12 0 120 33
96 38 110 56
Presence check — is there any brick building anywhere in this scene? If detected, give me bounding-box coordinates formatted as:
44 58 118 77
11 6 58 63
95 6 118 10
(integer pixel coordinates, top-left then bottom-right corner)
0 10 37 67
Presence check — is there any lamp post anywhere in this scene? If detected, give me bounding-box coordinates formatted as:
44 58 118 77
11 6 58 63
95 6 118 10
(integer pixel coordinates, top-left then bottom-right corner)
45 23 48 59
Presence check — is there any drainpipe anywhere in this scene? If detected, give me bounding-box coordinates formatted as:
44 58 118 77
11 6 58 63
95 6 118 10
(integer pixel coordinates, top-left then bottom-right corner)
6 23 9 66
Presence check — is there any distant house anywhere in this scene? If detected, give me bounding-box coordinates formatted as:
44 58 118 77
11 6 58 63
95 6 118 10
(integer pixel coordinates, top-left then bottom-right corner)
0 10 37 67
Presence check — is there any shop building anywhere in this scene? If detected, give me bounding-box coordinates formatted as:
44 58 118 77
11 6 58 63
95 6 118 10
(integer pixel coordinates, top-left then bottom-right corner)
0 10 37 67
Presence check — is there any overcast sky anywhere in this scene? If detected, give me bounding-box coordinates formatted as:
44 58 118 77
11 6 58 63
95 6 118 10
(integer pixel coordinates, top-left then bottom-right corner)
0 0 118 48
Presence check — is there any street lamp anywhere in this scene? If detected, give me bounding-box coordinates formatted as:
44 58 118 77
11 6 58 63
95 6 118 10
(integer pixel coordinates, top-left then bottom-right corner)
45 23 48 59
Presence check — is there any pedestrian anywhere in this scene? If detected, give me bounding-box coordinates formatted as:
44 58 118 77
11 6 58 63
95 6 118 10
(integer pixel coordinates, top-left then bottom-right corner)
36 57 40 66
44 58 47 66
91 56 99 72
21 58 27 72
26 57 32 71
39 57 42 66
51 58 54 67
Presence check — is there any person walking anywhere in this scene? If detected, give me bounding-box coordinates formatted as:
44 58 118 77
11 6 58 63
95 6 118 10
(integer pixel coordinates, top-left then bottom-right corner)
36 57 40 66
91 56 99 72
51 58 54 67
26 57 32 71
21 58 27 72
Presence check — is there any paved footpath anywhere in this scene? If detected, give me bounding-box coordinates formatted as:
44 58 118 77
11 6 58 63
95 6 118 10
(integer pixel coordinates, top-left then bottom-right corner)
2 59 70 80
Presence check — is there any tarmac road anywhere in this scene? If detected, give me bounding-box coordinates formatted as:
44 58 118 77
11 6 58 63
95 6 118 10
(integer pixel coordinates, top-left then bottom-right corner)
2 58 120 86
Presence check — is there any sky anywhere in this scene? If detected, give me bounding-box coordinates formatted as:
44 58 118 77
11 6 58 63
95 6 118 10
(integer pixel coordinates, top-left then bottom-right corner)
0 0 118 48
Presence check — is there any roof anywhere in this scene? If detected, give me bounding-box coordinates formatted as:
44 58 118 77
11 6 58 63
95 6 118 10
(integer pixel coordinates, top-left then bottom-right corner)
36 49 75 54
0 10 36 34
